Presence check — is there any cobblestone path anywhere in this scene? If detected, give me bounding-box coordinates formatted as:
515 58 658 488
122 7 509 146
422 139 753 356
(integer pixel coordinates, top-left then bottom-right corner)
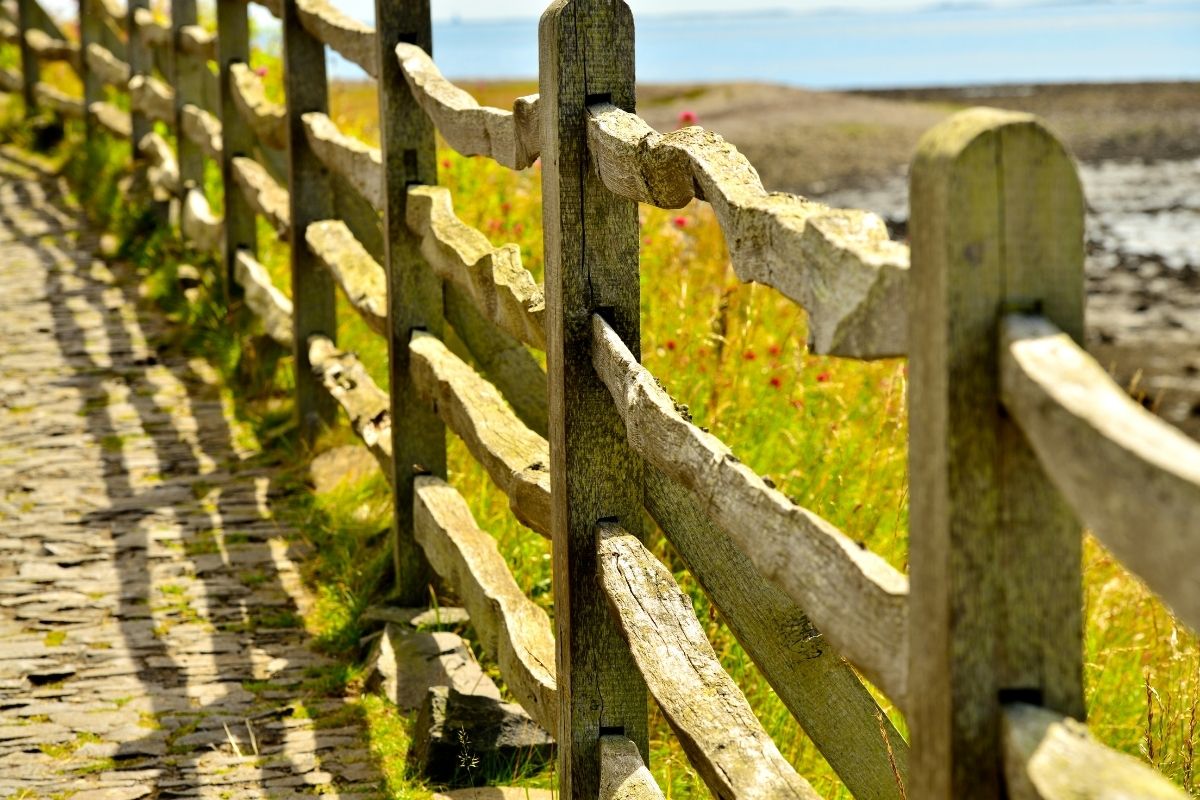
0 151 382 798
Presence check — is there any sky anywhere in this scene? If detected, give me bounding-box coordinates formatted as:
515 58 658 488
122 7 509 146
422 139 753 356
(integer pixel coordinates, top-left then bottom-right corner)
430 0 1041 20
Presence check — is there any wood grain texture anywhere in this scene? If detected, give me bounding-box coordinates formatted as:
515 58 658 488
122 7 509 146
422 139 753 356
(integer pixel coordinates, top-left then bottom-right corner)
305 219 387 335
407 185 546 350
408 331 551 538
374 0 438 604
231 156 290 236
585 102 908 359
908 107 1087 800
599 736 665 800
301 111 381 208
1001 704 1188 800
597 525 820 800
443 284 550 437
413 475 557 731
592 313 910 707
181 103 223 160
1002 314 1200 632
296 0 375 76
308 335 394 479
540 3 647 797
89 100 132 137
216 0 256 296
643 468 910 799
181 187 223 252
396 42 540 170
230 63 286 150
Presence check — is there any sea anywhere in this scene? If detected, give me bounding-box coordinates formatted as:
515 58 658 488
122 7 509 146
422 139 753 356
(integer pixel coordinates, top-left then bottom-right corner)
311 0 1200 89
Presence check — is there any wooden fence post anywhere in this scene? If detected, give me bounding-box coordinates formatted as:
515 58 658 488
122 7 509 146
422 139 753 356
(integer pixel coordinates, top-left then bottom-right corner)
125 0 149 145
170 0 203 193
281 0 337 442
908 108 1087 799
78 0 100 138
216 0 255 296
374 0 438 604
540 2 648 798
14 0 37 116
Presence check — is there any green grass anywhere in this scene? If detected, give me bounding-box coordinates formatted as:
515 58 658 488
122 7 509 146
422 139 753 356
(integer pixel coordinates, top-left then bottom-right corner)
3 61 1196 799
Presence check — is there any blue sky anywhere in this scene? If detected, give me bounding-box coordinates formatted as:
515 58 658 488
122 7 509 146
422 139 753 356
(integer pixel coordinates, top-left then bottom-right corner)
431 0 1054 21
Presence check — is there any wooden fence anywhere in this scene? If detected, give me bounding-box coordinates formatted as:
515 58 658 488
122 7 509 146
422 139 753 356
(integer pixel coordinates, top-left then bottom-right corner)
3 0 1199 797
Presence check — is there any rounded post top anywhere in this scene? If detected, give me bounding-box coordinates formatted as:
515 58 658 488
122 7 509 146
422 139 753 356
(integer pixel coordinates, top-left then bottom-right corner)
913 106 1075 169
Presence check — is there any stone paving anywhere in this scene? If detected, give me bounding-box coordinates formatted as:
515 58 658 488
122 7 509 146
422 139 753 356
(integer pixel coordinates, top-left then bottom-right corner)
0 151 383 798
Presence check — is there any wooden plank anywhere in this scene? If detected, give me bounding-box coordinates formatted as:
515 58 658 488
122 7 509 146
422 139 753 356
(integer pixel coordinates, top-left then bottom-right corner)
599 736 665 800
180 103 223 160
908 107 1087 800
132 7 168 49
407 185 546 350
178 25 215 59
24 29 80 69
283 0 338 441
374 0 437 604
1002 314 1200 632
32 82 82 117
307 335 394 480
643 468 910 800
408 331 551 538
444 284 550 437
296 0 375 76
234 250 294 349
128 74 174 124
591 313 909 708
172 0 205 193
231 63 287 150
216 0 256 297
88 100 131 137
138 130 179 195
1001 704 1188 800
597 525 820 800
125 0 150 143
586 103 908 359
413 475 557 731
15 0 39 114
231 156 290 236
540 3 647 796
301 111 381 207
0 66 21 92
305 219 387 335
84 42 129 88
180 187 223 252
395 42 540 170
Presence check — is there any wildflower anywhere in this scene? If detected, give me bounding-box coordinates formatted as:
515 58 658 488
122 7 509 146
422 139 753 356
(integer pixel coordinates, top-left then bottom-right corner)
442 159 452 170
673 215 688 229
487 219 502 233
513 222 525 236
644 236 653 246
678 109 698 126
254 66 268 78
500 202 511 214
768 343 781 357
742 349 756 361
817 371 831 383
665 340 676 351
769 376 782 389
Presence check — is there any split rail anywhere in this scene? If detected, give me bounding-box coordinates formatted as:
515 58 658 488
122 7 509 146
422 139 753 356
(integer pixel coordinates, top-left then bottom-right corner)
2 0 1198 797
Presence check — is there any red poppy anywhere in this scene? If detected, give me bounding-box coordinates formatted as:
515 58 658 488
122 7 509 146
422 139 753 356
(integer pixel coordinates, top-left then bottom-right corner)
673 216 688 229
769 376 782 389
678 110 698 126
768 343 781 357
254 66 268 78
743 350 756 361
816 372 831 383
441 159 452 170
665 340 676 351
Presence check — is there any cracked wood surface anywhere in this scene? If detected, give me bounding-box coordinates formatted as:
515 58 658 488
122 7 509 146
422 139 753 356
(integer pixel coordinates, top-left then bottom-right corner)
407 185 545 350
413 476 557 732
597 525 820 800
408 332 551 538
305 219 387 335
396 43 540 171
301 112 381 208
231 63 286 150
1001 314 1200 633
586 103 909 358
591 314 910 710
307 335 393 479
599 737 665 800
0 155 382 797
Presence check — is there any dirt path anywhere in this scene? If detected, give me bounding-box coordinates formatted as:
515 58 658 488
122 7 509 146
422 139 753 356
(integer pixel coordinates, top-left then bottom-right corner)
0 152 382 799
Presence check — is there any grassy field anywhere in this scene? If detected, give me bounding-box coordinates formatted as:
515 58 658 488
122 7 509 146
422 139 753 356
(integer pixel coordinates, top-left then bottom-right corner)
3 52 1197 797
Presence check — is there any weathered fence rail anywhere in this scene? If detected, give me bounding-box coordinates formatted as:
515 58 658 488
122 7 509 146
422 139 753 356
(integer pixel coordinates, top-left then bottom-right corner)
2 0 1198 797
